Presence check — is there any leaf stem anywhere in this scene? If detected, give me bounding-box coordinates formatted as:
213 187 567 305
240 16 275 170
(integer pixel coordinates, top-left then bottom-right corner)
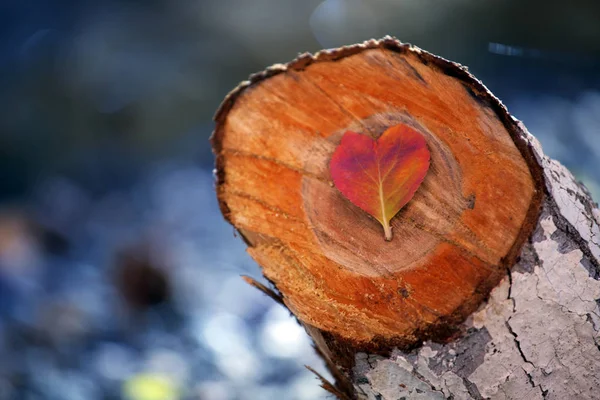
383 220 392 241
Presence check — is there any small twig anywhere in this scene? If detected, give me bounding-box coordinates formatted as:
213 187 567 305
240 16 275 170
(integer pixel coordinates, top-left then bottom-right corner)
305 365 353 400
241 275 284 305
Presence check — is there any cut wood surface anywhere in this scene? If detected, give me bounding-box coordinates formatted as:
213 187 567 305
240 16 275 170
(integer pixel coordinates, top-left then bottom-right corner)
212 37 600 399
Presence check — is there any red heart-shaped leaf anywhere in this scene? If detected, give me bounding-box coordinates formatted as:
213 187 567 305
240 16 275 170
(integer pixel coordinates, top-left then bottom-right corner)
330 124 431 241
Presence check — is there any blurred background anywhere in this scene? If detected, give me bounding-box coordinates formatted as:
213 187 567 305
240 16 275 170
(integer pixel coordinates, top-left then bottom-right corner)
0 1 599 399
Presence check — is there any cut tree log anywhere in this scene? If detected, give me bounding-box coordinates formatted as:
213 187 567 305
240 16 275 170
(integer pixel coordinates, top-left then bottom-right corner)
211 37 600 399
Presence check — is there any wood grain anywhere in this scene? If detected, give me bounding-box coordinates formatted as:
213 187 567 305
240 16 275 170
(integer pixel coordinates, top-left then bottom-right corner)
212 38 543 348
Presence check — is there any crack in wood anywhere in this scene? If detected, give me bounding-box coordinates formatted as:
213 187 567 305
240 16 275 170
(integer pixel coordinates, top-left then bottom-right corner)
220 148 330 184
295 70 370 133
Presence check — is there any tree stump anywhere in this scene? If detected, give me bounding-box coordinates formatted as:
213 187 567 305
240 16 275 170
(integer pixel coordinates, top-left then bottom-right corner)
211 37 600 399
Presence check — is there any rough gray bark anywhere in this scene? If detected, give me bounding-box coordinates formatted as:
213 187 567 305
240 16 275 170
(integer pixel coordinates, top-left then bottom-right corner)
351 123 600 399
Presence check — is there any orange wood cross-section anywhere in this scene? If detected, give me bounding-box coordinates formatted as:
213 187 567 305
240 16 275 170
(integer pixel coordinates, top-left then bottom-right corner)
212 38 542 347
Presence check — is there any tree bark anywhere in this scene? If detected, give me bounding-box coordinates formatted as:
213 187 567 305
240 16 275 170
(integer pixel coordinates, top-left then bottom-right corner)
211 37 600 399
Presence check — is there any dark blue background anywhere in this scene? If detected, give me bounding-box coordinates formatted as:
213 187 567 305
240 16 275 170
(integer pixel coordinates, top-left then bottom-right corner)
0 1 599 399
